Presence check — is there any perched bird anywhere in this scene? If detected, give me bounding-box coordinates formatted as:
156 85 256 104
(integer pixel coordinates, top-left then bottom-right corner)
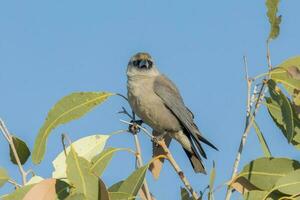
126 52 217 174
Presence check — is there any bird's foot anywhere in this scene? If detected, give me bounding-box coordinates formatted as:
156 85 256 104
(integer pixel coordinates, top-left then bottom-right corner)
128 120 143 134
152 132 167 145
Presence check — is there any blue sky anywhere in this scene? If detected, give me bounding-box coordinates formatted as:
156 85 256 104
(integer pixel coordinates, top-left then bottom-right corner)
0 1 300 199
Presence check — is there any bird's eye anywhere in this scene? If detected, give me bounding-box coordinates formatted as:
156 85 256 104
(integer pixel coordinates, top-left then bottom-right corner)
148 60 153 66
132 60 140 66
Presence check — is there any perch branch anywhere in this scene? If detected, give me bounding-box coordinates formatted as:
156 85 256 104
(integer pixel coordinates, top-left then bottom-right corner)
119 108 152 200
157 139 200 200
0 118 27 185
120 118 200 200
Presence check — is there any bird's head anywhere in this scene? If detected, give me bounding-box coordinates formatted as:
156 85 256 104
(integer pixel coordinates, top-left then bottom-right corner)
127 52 160 77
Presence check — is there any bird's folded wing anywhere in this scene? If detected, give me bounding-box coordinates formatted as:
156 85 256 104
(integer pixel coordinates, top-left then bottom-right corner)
153 75 198 139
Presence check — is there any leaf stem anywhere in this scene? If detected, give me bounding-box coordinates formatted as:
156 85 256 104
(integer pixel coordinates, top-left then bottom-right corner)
0 118 27 185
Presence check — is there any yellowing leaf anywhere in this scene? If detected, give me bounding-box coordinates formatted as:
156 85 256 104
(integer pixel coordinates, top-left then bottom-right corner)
66 146 98 200
2 184 35 200
266 0 281 40
52 134 110 179
32 92 114 164
208 162 216 200
270 56 300 94
0 168 9 188
26 176 44 185
108 192 134 200
90 148 127 177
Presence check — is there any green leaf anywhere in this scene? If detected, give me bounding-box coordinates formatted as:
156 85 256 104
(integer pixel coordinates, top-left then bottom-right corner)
244 190 285 200
52 134 110 179
270 56 300 94
90 148 127 177
0 168 9 188
268 80 294 143
118 163 150 197
108 181 124 192
56 179 71 200
180 187 193 200
65 193 86 200
108 192 134 200
253 121 272 157
272 169 300 196
265 97 300 148
266 0 281 40
2 184 35 200
208 162 216 200
233 157 300 191
66 146 99 200
9 136 31 165
32 92 114 164
244 190 269 200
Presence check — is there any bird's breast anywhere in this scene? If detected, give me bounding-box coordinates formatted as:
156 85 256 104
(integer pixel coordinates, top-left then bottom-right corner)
127 77 181 132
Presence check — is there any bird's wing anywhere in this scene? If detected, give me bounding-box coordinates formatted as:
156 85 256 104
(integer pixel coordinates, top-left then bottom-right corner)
153 75 217 151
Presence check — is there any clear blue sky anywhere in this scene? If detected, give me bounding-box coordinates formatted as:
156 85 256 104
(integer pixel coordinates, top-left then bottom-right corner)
0 1 300 199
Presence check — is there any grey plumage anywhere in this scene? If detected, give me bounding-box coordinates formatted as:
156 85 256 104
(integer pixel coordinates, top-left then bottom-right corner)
127 52 217 174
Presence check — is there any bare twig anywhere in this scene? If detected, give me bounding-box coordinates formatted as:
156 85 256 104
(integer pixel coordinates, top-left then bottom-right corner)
120 120 153 139
0 118 27 185
225 57 268 200
118 107 134 119
267 39 272 71
8 179 22 188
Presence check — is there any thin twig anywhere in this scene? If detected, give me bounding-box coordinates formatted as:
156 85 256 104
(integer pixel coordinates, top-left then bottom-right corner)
120 120 153 139
225 81 266 200
0 118 27 185
118 107 134 119
119 107 152 200
267 39 272 71
8 179 22 188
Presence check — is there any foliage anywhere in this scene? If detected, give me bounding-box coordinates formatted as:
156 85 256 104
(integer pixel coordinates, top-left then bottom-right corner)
0 1 299 200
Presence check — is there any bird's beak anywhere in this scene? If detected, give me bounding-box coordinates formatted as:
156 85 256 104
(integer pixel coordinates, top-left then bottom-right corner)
139 60 149 69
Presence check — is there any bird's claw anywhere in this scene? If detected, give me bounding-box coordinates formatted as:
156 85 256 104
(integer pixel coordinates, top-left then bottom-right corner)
128 120 143 134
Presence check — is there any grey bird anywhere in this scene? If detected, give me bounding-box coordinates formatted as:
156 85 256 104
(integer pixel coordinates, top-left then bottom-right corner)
127 52 217 174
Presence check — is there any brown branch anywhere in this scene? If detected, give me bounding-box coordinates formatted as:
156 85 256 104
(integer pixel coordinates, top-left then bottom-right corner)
157 139 200 200
120 119 200 200
0 118 27 185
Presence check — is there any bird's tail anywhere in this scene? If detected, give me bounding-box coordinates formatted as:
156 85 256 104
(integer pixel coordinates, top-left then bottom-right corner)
183 148 206 174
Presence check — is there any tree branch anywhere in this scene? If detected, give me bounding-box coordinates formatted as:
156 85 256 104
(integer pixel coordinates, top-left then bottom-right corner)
225 57 267 200
120 119 200 200
0 118 27 185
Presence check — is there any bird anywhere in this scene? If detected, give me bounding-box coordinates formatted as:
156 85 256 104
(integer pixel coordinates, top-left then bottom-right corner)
126 52 217 174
